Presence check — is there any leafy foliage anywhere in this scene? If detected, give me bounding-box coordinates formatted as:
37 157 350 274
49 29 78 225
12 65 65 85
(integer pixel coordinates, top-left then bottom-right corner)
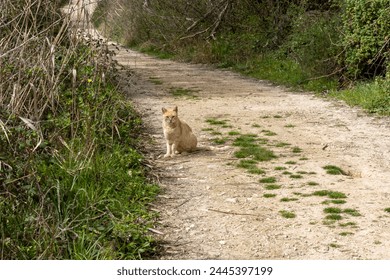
341 0 390 79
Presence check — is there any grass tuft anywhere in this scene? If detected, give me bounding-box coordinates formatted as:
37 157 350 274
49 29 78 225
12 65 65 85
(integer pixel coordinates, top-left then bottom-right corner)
279 210 296 219
259 177 277 184
323 165 347 175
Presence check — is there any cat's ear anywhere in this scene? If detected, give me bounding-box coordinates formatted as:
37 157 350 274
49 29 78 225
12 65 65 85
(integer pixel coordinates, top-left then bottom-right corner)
162 107 167 113
173 106 178 113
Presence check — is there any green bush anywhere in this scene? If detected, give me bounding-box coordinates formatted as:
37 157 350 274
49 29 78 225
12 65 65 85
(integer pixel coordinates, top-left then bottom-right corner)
283 10 341 76
342 0 390 79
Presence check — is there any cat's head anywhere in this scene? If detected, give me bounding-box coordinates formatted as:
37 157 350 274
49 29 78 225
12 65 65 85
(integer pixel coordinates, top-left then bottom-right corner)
162 106 178 127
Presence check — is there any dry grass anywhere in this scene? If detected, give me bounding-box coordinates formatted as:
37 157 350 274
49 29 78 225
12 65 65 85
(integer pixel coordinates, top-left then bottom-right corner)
1 0 108 121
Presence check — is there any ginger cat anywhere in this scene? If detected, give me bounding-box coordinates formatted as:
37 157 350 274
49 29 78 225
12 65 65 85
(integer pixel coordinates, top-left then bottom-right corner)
162 106 197 157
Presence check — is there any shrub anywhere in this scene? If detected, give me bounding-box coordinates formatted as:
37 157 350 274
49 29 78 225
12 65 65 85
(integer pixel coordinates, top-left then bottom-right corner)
341 0 390 79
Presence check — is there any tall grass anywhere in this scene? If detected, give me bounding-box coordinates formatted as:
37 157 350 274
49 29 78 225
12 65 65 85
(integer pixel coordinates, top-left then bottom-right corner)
1 0 159 259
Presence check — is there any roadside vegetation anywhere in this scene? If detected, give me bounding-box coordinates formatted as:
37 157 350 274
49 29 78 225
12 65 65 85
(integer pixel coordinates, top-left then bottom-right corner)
1 0 158 259
94 0 390 115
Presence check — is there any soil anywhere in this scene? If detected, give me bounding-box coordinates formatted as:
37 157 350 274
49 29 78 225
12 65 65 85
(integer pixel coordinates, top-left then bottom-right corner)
77 0 390 260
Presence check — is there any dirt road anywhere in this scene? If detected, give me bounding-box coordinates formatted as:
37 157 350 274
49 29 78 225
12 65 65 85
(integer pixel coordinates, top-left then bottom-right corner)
110 46 390 259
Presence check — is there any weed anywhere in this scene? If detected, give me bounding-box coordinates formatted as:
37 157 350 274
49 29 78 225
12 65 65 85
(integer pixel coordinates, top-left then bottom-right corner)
285 161 296 165
206 118 228 126
275 142 291 147
322 199 347 205
228 131 240 136
275 166 287 171
279 210 296 219
237 159 258 168
284 124 295 128
343 208 361 217
329 243 341 248
292 147 302 153
264 184 281 190
248 168 267 175
290 174 303 179
261 130 277 136
263 193 277 198
307 181 319 186
212 137 228 145
259 177 277 184
252 123 261 128
170 87 199 99
328 192 347 199
234 146 276 162
325 214 343 220
384 208 390 213
323 165 347 175
324 207 342 214
280 197 299 202
313 190 347 199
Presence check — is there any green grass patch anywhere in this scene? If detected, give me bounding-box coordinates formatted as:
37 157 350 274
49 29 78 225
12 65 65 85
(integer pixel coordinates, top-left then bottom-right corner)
339 222 357 228
280 197 299 202
263 193 277 198
169 87 199 99
259 177 277 184
328 192 347 199
384 208 390 213
279 210 296 219
234 53 337 93
339 232 354 236
313 190 347 199
233 134 258 147
285 161 296 165
343 208 361 217
323 165 347 175
206 118 228 126
290 174 303 179
261 130 277 136
228 131 240 136
292 147 302 153
234 146 276 161
322 199 347 205
248 168 266 174
0 72 159 259
212 137 228 145
275 166 287 171
324 207 342 214
329 243 341 248
264 184 282 190
307 181 319 186
330 78 390 116
325 214 343 220
275 142 291 147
